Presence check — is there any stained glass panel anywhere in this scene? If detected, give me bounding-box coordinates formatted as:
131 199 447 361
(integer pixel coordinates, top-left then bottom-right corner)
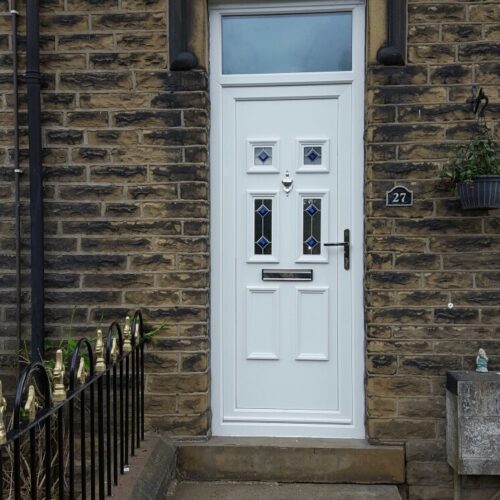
255 199 272 255
304 146 322 165
254 147 273 165
303 199 321 255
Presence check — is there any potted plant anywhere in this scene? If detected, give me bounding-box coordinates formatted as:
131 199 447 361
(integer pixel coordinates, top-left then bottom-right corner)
441 125 500 209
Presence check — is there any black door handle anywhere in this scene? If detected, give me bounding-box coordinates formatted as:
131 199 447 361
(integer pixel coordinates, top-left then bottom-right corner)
324 229 350 270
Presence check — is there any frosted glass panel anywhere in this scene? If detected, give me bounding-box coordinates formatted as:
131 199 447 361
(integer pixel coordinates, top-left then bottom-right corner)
222 12 352 75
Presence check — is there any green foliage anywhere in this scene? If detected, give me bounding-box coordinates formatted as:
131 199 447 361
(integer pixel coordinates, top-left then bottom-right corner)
441 126 500 186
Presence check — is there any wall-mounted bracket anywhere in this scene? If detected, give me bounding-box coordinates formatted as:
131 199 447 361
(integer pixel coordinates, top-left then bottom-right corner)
376 0 407 66
467 86 489 121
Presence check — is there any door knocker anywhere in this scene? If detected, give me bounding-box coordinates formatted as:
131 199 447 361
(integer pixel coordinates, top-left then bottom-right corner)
281 171 293 196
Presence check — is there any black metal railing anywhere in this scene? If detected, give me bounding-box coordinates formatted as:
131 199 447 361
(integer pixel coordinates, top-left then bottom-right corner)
0 310 145 499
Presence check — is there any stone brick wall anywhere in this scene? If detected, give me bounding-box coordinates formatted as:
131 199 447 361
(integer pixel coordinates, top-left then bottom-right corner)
0 0 210 434
366 1 499 499
0 0 498 496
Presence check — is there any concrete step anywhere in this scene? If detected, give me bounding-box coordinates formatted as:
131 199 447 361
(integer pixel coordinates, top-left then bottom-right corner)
176 437 405 484
166 481 403 500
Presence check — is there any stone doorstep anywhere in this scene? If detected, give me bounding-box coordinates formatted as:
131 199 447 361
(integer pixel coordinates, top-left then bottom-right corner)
176 437 405 485
167 480 403 500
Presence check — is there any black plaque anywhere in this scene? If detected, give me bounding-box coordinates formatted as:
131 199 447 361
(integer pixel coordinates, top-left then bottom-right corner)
386 185 413 207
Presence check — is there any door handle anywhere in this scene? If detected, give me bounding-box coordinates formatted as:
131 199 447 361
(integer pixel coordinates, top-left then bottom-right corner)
324 229 350 270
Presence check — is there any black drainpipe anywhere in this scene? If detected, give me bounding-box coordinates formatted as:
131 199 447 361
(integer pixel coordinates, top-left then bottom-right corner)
26 0 44 362
10 0 22 364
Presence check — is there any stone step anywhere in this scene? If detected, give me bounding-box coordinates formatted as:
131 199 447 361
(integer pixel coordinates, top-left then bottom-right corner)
176 437 405 484
167 481 403 500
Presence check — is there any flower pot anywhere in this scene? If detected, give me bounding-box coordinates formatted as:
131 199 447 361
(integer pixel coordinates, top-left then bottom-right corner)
457 175 500 210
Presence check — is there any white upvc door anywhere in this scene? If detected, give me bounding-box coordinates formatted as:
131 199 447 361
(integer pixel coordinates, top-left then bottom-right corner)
210 1 365 438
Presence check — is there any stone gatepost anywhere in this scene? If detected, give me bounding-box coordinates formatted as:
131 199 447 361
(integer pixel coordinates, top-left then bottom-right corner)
446 371 500 500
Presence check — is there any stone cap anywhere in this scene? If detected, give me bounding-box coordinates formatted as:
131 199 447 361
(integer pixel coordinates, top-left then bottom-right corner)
447 371 500 395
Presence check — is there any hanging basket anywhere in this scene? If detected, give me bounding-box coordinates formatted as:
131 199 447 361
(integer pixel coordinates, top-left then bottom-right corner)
457 175 500 210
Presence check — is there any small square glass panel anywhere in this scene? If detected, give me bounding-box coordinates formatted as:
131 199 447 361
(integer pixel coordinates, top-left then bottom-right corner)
304 146 322 165
222 12 352 75
254 147 273 166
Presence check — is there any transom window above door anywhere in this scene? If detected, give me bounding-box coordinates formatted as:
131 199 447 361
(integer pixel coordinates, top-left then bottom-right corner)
222 12 352 75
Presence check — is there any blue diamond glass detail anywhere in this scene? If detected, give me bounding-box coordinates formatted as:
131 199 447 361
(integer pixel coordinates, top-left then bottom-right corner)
306 237 319 249
257 149 270 163
305 204 318 217
257 236 270 249
304 148 321 163
257 204 270 217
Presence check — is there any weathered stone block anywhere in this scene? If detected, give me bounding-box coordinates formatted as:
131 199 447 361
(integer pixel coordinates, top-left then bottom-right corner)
367 271 421 289
91 12 166 30
151 92 208 109
46 129 83 145
60 72 132 91
87 130 138 146
369 419 436 440
367 355 397 375
368 65 428 86
66 0 119 10
58 33 114 50
147 374 208 394
443 253 500 271
40 14 88 32
442 24 481 43
409 4 465 23
459 42 500 61
397 291 448 306
116 32 168 50
423 272 474 290
409 44 456 64
80 93 150 109
129 254 176 271
399 397 446 419
407 461 453 486
66 111 109 127
435 308 479 324
136 71 208 92
89 165 147 183
409 24 440 44
394 254 440 270
447 372 500 475
429 65 472 85
124 290 180 306
468 5 499 23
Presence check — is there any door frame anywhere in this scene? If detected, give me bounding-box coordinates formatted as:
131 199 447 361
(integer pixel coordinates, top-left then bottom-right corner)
209 0 366 438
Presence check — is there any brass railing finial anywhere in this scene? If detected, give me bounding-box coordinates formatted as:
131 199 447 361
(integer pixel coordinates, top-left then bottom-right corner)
0 380 7 445
77 356 87 385
24 384 37 423
53 349 67 403
110 337 118 364
95 329 106 373
123 316 132 353
134 321 140 343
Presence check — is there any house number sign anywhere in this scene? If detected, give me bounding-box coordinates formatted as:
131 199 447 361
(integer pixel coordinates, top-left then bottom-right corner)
386 185 413 207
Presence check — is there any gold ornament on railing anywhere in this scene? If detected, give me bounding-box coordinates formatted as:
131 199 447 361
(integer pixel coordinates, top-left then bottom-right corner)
110 337 118 364
77 356 87 385
134 321 140 343
53 349 67 403
24 384 37 423
95 329 106 373
123 316 132 353
0 380 7 445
